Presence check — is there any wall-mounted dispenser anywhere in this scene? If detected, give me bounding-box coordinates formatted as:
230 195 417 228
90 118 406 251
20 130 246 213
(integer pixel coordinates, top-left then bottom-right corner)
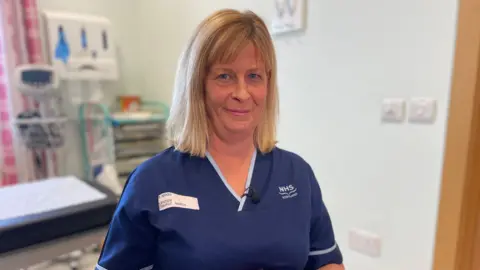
42 11 118 81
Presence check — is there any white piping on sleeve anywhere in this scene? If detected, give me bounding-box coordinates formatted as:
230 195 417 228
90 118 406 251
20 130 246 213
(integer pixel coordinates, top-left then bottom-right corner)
95 264 154 270
308 242 338 256
95 264 107 270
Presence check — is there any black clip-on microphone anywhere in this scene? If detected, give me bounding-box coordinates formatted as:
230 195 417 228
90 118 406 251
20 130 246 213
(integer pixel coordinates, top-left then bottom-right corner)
242 186 261 204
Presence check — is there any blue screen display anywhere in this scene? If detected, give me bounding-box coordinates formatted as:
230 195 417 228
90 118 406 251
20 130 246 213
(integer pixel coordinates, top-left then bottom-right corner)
21 70 53 84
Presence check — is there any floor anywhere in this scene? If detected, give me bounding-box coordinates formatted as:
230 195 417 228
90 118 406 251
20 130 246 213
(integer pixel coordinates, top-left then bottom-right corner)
26 248 100 270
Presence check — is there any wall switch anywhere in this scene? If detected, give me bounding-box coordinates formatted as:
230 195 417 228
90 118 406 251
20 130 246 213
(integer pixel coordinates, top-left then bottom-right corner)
381 98 405 123
348 229 382 258
408 98 437 123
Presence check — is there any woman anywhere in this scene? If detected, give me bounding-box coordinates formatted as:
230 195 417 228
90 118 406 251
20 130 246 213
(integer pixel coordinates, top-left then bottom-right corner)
97 9 344 270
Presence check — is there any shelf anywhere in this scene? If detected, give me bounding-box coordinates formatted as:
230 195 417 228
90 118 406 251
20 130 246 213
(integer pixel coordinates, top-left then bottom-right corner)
111 112 167 126
114 136 160 143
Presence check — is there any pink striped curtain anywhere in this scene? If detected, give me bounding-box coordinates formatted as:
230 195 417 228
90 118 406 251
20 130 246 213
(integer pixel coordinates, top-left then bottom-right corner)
0 23 15 186
1 0 44 186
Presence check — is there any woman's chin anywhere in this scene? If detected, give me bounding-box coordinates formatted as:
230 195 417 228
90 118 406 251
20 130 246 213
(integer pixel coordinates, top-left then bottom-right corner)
224 123 254 135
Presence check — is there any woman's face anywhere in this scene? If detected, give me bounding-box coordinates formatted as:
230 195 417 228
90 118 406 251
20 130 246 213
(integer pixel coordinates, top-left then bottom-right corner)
205 43 268 139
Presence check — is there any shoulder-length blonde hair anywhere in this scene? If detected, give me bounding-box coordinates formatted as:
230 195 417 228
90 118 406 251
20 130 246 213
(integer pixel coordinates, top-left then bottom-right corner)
167 9 279 157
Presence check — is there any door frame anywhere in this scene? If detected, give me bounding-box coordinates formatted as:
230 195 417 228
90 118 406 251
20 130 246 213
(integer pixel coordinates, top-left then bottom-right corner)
432 0 480 268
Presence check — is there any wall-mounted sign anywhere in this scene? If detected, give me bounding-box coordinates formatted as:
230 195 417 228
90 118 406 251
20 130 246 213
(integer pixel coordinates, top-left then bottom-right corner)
271 0 306 35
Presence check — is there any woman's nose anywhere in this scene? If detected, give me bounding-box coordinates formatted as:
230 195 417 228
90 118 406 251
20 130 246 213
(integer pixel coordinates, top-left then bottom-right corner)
232 79 250 100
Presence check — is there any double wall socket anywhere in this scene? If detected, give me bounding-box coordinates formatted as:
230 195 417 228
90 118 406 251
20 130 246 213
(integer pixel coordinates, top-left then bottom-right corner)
381 97 437 124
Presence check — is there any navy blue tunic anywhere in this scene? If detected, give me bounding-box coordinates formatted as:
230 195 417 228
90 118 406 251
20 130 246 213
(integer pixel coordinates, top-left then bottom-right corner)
97 147 342 270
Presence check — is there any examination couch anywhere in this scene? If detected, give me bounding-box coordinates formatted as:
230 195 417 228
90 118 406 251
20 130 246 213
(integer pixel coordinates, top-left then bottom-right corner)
0 176 117 269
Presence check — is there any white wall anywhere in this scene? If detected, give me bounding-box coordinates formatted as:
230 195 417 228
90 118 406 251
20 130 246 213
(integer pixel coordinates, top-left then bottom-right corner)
134 1 459 269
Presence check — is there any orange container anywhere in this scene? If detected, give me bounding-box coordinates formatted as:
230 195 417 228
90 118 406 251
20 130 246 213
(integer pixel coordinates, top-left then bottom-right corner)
119 96 141 112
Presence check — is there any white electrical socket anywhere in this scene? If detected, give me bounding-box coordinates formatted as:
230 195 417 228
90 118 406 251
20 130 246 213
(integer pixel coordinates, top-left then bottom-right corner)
348 228 382 258
408 97 437 123
381 98 406 123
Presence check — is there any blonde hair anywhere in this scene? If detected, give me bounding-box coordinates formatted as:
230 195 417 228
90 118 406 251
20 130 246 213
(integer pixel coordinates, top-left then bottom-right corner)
167 9 279 157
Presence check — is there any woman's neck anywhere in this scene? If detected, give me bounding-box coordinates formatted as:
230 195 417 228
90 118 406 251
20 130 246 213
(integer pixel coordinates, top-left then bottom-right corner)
207 132 255 159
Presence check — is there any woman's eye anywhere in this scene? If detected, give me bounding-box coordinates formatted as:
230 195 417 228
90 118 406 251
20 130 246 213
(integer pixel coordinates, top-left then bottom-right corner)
248 73 262 80
216 73 231 80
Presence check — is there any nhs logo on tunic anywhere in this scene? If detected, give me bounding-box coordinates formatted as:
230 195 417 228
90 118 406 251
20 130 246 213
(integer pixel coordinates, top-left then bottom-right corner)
278 185 298 199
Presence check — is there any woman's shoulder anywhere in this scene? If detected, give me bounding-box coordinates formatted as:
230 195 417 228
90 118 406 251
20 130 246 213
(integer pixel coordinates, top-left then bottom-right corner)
272 147 320 192
138 146 188 169
124 146 191 189
116 147 191 215
271 146 313 171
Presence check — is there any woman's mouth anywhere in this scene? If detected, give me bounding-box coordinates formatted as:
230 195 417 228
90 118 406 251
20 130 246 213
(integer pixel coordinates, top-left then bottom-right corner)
225 108 250 116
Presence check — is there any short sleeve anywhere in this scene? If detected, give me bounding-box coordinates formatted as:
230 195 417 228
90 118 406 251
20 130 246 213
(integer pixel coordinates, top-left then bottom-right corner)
97 169 157 270
305 167 343 269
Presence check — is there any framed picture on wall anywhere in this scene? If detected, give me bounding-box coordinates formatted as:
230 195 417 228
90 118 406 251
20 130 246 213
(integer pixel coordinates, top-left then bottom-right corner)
271 0 306 35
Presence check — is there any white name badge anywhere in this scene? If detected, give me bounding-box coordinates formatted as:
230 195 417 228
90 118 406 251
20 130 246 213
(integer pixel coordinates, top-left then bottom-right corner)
158 192 200 211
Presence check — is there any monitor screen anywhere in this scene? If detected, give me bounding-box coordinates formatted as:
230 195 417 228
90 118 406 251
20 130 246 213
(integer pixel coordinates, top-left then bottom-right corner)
21 70 53 85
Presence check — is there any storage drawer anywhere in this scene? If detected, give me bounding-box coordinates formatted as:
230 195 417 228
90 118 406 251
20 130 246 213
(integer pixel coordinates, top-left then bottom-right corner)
115 139 164 157
116 156 150 176
116 141 164 159
113 122 165 141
